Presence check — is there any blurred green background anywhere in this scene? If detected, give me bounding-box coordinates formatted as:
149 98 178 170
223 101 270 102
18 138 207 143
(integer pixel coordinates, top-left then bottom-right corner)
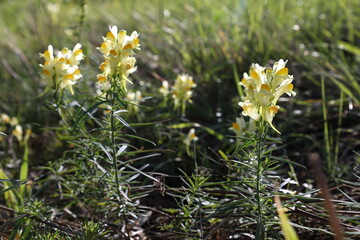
0 0 359 177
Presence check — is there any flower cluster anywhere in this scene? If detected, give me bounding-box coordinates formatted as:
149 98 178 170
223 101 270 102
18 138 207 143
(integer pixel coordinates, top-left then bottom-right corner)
238 59 296 133
39 44 84 96
97 26 140 93
172 74 196 113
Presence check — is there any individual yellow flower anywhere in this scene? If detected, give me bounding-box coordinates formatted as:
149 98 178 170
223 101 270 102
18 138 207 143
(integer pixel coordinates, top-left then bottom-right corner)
10 117 18 126
230 117 256 144
258 84 272 107
230 117 256 136
230 117 246 137
96 74 111 92
272 78 296 105
1 114 10 124
238 100 260 121
59 66 82 95
62 43 84 66
159 80 170 97
183 128 198 147
262 105 280 134
12 125 23 142
249 63 267 90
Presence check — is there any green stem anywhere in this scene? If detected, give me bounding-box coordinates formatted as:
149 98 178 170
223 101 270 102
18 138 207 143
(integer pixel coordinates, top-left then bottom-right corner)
109 85 130 240
255 123 265 240
110 92 122 202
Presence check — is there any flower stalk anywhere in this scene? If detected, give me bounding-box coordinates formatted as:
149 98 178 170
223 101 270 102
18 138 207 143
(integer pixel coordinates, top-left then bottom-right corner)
235 60 296 239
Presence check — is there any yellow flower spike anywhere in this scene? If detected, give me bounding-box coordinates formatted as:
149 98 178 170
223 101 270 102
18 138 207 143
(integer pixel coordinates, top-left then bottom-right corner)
238 59 296 134
39 43 84 96
171 73 196 113
97 26 140 93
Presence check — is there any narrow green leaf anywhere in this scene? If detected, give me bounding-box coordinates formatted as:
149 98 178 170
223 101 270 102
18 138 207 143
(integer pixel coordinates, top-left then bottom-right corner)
124 134 156 146
275 195 299 240
19 140 29 200
115 116 136 133
73 100 108 129
218 150 228 160
270 156 306 169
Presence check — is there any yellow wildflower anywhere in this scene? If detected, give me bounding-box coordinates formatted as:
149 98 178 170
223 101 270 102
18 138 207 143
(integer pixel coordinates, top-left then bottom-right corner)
39 44 84 96
230 117 256 144
238 59 295 133
1 114 10 124
97 26 140 92
12 125 23 142
238 100 260 121
159 80 170 97
183 128 198 147
172 74 196 114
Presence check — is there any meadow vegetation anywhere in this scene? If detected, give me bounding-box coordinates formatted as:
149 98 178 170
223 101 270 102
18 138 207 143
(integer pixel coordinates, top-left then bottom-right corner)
0 0 359 239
